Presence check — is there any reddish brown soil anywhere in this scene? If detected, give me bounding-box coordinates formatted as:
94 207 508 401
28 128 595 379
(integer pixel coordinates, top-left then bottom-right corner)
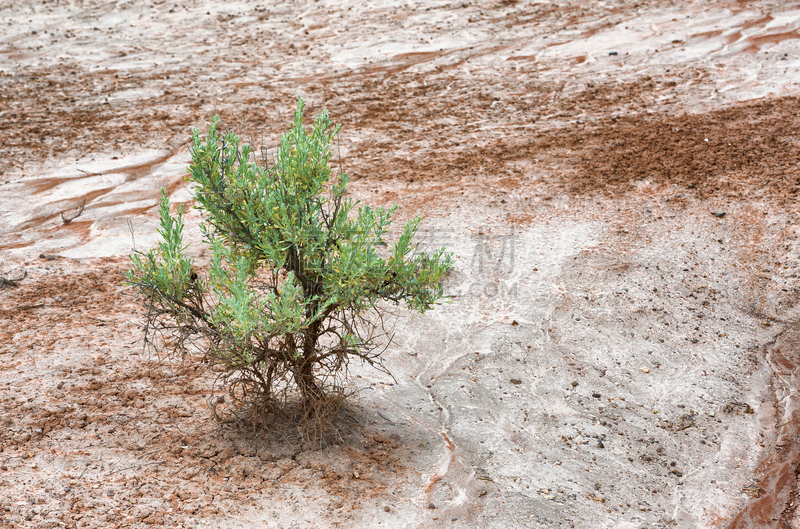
7 35 799 204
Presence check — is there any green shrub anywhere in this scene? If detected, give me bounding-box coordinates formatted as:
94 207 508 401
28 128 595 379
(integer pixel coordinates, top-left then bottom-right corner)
125 98 453 424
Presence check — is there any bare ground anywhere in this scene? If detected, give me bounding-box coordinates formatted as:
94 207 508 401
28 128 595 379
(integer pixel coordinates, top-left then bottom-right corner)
2 0 800 527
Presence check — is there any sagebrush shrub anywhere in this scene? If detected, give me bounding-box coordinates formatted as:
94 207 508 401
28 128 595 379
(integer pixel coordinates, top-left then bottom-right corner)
125 98 453 423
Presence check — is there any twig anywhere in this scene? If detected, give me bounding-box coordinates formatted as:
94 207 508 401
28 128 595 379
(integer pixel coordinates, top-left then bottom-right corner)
377 411 395 425
170 463 189 476
106 460 165 476
83 314 111 324
13 302 45 311
777 417 797 428
61 199 86 224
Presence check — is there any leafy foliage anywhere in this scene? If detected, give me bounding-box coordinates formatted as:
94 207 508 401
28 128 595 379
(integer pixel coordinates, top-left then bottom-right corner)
125 98 453 423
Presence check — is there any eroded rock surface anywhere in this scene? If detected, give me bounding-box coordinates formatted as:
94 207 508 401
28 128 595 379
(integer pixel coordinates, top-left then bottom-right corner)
2 1 800 527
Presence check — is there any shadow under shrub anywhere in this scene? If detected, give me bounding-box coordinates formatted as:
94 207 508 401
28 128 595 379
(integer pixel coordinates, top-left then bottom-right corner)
125 97 453 435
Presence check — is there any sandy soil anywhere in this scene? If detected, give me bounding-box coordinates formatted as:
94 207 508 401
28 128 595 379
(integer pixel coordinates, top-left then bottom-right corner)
2 0 800 527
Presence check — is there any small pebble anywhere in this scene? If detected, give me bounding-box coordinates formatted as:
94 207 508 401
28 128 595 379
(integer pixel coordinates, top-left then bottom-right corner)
572 381 579 388
383 506 390 512
592 393 601 399
427 503 436 509
641 367 651 373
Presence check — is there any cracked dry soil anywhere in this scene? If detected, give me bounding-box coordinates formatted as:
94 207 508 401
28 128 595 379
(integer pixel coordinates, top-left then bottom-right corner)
2 0 800 528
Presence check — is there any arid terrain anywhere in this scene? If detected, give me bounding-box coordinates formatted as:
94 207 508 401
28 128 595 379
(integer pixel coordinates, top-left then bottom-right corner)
1 0 800 527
